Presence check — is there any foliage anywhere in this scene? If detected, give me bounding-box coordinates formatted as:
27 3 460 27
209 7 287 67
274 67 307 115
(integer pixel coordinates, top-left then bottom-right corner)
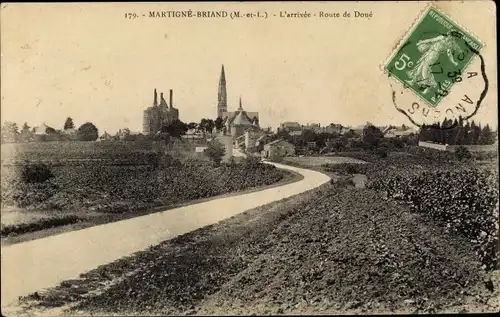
20 122 33 142
347 138 365 150
270 130 294 144
367 166 499 270
204 139 226 166
1 215 82 236
77 122 99 141
1 121 19 144
242 155 262 168
161 119 188 139
420 116 497 145
1 141 161 165
362 125 384 149
454 146 473 161
45 186 486 315
214 117 224 132
21 162 55 183
342 129 357 138
403 146 459 164
322 163 369 175
329 136 349 151
375 145 388 158
1 162 284 215
199 118 215 135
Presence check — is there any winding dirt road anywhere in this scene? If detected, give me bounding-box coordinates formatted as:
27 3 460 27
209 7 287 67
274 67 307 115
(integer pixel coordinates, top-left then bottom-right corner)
1 161 330 308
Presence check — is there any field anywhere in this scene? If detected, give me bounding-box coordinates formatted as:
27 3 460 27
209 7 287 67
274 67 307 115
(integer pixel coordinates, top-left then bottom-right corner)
1 140 206 165
14 184 499 315
293 149 499 271
3 143 498 315
1 141 290 242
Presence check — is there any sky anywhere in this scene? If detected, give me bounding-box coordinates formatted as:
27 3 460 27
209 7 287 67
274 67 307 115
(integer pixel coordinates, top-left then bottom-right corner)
1 1 497 135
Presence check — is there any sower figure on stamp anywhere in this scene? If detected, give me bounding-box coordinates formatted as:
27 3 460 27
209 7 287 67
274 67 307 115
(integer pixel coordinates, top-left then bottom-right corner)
406 30 463 94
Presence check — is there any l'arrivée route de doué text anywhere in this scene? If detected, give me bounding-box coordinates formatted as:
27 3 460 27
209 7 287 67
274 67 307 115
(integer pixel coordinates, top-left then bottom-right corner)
134 10 373 19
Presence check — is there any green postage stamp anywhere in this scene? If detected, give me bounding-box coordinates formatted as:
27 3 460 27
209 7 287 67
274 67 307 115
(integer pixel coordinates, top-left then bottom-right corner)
384 6 484 108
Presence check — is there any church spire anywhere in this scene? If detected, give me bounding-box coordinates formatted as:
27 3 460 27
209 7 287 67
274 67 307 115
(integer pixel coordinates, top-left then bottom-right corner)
238 95 243 110
217 65 227 118
153 89 158 106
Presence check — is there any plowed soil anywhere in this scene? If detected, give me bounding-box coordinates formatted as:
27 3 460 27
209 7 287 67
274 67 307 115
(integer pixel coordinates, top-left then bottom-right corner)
15 184 499 316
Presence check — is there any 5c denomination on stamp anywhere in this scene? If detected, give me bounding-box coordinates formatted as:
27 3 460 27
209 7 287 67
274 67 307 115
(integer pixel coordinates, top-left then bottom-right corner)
383 6 487 127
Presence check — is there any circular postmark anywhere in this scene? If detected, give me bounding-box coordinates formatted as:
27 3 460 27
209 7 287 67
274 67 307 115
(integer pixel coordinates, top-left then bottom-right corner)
383 6 488 130
389 31 488 130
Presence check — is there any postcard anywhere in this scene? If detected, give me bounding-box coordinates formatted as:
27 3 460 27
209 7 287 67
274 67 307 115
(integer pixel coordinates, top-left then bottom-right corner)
1 1 498 316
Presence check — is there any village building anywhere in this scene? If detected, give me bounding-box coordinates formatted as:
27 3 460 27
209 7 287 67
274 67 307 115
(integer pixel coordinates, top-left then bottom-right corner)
304 123 323 134
234 130 268 153
215 65 260 139
222 97 260 138
278 122 302 133
262 139 295 159
143 89 180 135
383 126 418 138
99 131 114 141
33 123 54 142
324 123 344 135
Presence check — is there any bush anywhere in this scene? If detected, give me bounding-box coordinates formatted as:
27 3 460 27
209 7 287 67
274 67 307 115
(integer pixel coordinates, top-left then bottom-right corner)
1 215 82 236
322 163 369 175
455 146 473 161
375 146 388 158
242 155 261 168
77 122 99 141
148 153 182 170
21 162 55 183
331 176 356 187
204 139 226 166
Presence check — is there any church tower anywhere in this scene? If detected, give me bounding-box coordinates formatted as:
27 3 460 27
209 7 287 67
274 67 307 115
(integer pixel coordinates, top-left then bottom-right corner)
217 65 228 118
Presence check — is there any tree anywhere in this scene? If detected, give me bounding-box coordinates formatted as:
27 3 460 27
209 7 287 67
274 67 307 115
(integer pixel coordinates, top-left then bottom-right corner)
77 122 99 141
187 122 198 130
204 139 226 166
343 129 357 138
271 130 294 144
64 117 75 130
1 121 19 144
20 122 33 142
472 122 482 145
302 129 317 143
214 117 224 132
331 136 348 151
463 121 472 145
480 124 496 145
199 118 215 135
451 118 463 145
315 132 331 148
161 119 188 139
362 125 384 149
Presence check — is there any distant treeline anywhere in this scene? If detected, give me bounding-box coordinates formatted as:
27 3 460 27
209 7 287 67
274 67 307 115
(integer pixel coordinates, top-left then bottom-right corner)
420 117 497 146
